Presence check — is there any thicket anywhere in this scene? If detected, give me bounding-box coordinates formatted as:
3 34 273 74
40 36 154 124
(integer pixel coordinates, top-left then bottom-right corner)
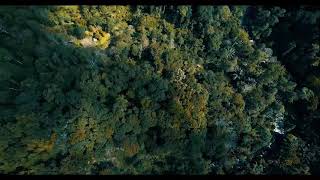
0 6 319 175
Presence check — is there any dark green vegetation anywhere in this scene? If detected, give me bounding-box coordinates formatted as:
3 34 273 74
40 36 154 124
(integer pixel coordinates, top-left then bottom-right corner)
0 6 319 175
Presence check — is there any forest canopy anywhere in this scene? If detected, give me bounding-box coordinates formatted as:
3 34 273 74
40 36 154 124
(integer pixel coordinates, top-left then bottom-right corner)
0 5 319 175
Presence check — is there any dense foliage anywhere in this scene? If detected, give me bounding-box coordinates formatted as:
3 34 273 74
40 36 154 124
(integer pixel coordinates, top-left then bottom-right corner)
0 5 319 175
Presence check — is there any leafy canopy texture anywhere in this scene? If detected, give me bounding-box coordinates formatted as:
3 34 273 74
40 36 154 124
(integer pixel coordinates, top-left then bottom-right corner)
0 6 319 175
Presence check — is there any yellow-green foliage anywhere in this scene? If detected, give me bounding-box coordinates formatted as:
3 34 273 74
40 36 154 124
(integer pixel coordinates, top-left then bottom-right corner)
0 5 317 175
